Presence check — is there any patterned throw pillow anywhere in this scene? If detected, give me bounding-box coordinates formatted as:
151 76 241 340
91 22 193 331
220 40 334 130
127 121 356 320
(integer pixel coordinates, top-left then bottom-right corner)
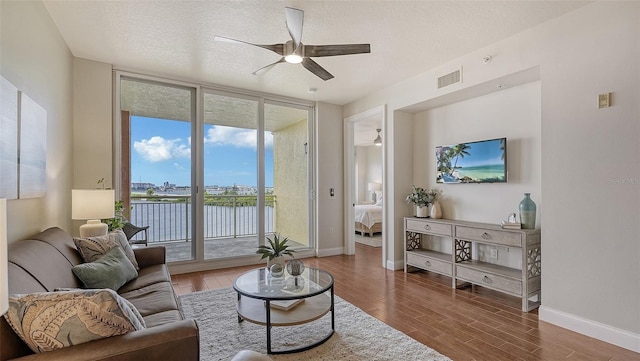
73 229 140 270
3 289 145 353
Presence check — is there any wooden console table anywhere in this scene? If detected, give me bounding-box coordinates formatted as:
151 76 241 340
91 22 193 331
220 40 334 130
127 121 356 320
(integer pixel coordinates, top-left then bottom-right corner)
404 217 541 312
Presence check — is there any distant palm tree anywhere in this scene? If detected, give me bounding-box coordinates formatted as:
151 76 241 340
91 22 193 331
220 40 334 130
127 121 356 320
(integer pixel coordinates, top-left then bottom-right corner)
500 138 506 160
451 143 471 173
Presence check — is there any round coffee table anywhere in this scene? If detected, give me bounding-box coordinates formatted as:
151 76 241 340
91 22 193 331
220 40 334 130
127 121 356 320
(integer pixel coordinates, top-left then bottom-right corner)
233 267 334 354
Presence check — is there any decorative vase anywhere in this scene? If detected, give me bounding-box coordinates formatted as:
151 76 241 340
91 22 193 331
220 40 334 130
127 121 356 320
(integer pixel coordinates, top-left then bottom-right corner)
286 259 305 276
416 205 429 218
269 263 284 277
430 201 442 219
519 193 537 229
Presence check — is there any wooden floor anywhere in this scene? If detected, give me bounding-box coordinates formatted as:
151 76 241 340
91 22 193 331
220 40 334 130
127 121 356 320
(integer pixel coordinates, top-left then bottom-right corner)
171 244 638 361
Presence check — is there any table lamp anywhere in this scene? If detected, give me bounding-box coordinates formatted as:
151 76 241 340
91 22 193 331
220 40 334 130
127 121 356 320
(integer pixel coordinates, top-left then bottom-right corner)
1 199 8 315
72 189 115 237
368 182 382 202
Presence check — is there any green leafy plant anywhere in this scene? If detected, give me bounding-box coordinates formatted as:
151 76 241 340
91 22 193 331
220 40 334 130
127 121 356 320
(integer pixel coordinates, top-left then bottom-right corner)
102 200 126 231
405 185 442 207
256 234 295 261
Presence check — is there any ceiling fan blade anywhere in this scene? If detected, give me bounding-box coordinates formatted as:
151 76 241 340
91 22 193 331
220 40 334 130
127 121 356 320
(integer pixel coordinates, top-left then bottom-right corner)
285 7 304 49
214 35 284 56
304 44 371 57
252 58 286 76
301 58 334 81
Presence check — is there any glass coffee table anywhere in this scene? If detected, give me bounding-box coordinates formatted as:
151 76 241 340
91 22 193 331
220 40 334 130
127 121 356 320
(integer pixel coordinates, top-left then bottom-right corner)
233 267 334 354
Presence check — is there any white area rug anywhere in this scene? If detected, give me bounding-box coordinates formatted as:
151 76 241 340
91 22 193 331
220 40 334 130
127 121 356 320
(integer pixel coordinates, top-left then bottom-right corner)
178 288 450 361
355 234 382 247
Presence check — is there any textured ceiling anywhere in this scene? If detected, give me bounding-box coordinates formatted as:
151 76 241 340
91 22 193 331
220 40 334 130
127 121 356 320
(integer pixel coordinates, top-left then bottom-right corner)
43 0 589 107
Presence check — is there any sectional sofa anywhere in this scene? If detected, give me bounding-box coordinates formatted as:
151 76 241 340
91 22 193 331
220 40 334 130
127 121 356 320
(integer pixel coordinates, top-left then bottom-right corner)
0 227 199 361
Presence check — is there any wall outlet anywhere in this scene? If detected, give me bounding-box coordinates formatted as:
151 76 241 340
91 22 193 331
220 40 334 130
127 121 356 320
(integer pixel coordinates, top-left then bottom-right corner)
490 248 498 259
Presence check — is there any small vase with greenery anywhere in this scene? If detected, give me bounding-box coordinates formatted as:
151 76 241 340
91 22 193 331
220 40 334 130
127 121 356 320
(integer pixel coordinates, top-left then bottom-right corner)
256 234 295 268
406 185 442 217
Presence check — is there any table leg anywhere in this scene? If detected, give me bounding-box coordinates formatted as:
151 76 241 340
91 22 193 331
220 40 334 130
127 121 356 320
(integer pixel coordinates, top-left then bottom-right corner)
265 300 272 354
237 293 243 323
331 286 335 330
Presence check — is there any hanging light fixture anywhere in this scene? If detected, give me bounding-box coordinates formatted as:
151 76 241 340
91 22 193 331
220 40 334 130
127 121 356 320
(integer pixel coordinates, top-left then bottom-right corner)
373 128 382 146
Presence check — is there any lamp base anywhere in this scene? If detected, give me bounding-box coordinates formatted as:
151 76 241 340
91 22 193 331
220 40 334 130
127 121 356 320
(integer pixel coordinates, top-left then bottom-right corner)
79 220 108 238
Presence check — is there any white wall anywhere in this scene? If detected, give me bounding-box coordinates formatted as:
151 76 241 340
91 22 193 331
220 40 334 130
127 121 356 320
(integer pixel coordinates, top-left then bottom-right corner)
73 58 113 189
415 81 541 225
355 145 382 203
0 0 74 242
315 102 344 256
344 1 640 350
72 58 113 235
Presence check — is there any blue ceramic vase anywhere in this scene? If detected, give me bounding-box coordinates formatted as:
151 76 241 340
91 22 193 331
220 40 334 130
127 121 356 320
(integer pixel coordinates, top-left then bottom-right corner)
519 193 536 229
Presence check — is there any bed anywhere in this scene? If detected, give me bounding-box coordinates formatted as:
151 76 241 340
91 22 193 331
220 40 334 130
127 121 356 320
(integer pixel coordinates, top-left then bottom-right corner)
354 204 383 237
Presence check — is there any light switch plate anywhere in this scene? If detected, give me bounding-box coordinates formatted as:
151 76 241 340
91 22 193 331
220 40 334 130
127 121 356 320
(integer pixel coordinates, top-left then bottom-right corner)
598 93 611 108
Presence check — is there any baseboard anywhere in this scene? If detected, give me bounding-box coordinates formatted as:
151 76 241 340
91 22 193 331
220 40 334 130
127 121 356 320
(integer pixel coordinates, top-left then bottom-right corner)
385 259 404 271
539 306 640 352
317 247 344 257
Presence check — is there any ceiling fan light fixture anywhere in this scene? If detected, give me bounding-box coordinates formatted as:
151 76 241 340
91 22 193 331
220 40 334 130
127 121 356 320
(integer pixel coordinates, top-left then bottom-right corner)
373 128 382 146
285 54 303 64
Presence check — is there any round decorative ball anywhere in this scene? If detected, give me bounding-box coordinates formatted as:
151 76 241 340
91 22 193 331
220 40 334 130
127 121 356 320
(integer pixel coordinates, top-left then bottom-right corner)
269 263 284 277
286 259 305 276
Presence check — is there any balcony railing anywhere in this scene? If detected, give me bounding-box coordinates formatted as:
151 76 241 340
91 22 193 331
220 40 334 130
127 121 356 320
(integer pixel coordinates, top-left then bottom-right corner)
127 194 275 244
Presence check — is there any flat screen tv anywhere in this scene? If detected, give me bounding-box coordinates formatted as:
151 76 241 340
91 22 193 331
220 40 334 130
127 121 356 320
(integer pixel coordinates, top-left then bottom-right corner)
436 137 507 183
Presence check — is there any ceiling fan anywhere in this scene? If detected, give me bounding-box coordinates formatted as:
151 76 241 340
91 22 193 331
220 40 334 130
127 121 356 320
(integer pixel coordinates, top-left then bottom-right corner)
214 7 370 81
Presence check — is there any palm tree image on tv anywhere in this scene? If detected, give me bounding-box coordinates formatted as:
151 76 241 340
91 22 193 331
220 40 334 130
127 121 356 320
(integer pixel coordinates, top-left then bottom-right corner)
436 138 507 183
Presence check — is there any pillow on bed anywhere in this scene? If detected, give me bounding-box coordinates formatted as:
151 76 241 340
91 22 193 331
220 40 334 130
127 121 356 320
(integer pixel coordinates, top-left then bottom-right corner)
375 191 383 206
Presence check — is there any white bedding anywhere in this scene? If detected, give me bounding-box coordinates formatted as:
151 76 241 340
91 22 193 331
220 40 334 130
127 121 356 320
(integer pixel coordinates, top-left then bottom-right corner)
354 205 382 228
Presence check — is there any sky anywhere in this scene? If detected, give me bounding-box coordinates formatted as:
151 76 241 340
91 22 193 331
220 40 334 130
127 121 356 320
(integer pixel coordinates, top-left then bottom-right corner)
131 116 273 187
444 138 505 168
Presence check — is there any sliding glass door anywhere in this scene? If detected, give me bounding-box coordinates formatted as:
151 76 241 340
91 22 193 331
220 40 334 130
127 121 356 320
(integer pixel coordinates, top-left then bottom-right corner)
119 76 196 262
117 72 314 264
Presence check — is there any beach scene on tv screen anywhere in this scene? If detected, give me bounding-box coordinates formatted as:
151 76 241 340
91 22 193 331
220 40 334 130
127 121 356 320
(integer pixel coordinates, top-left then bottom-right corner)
436 138 506 183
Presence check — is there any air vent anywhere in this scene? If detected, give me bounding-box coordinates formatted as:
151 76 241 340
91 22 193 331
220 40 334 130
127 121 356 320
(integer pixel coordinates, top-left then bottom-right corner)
437 68 462 89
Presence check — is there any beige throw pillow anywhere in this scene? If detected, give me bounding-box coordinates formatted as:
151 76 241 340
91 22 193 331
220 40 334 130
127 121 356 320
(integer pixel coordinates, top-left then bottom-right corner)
3 289 145 353
73 229 139 270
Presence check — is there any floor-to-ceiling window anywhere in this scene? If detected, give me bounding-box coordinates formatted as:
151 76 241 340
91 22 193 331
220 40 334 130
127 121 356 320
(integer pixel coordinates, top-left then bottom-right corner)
116 72 314 264
119 76 196 262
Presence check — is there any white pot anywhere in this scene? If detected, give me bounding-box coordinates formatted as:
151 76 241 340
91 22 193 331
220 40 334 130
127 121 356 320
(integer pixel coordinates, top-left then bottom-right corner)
416 206 429 218
430 201 442 219
267 255 285 269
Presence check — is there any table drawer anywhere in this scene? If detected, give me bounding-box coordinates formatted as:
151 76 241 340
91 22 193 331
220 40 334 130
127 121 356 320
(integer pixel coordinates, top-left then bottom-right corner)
406 219 452 237
407 252 452 276
456 265 522 296
455 226 522 247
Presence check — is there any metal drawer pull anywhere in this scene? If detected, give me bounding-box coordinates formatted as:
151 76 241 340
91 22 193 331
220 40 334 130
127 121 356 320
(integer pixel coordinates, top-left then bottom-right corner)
424 225 431 231
482 275 491 283
425 260 431 267
481 232 490 239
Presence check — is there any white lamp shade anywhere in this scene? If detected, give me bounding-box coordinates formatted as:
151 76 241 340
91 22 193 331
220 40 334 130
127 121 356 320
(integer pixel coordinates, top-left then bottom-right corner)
1 199 8 315
367 183 382 192
72 189 115 220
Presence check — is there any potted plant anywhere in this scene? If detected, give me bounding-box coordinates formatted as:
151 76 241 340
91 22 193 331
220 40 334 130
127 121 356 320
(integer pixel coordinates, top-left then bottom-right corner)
256 233 295 268
405 185 442 218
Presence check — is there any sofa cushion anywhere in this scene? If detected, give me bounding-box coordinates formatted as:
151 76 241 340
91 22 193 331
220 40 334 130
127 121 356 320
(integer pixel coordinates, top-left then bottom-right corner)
118 264 171 293
74 230 140 270
141 310 184 328
72 247 138 291
118 282 179 318
3 289 145 353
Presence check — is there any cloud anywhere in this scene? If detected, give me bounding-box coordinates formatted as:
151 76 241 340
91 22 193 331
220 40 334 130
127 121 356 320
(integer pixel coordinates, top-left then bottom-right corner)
173 162 185 170
134 136 190 162
205 125 273 148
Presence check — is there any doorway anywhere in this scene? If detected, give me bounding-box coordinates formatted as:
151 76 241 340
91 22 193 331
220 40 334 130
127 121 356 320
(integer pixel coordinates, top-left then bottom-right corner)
344 105 386 267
